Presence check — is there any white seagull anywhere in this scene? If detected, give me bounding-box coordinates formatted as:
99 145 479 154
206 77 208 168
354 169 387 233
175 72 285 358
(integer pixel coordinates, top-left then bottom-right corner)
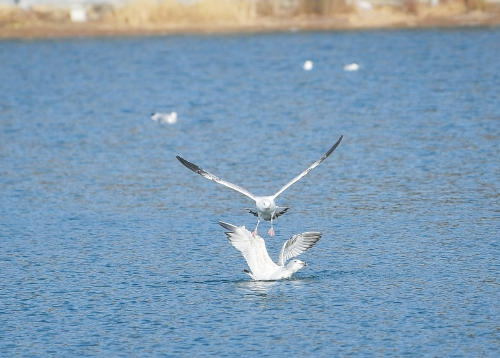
151 112 177 124
219 221 322 281
303 60 314 71
343 63 360 72
176 135 343 237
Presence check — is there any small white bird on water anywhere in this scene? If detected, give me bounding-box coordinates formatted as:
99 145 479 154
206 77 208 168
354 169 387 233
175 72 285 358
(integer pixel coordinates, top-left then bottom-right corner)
151 112 177 124
176 135 343 237
219 221 322 281
343 63 360 72
303 60 314 71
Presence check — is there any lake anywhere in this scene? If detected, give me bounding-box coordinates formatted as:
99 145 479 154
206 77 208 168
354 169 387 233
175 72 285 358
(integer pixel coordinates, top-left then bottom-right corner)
1 28 499 356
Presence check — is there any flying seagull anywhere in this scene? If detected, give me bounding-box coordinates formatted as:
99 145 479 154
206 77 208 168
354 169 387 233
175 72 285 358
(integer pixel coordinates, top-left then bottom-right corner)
176 135 343 237
219 221 322 281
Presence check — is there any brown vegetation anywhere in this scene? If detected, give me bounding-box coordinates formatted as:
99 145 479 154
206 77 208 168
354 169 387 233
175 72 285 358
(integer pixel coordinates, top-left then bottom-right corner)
1 0 499 39
110 0 257 26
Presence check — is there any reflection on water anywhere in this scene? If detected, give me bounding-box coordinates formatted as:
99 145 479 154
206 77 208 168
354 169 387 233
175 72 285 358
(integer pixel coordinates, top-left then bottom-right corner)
1 28 499 356
237 280 278 295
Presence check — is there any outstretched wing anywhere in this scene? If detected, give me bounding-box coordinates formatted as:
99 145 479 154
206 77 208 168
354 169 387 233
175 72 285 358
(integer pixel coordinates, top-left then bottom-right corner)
219 221 277 277
176 156 256 200
272 135 343 199
277 232 322 266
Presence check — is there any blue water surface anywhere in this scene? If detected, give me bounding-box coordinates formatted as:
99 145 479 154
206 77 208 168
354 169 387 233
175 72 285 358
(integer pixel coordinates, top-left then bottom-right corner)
1 28 499 356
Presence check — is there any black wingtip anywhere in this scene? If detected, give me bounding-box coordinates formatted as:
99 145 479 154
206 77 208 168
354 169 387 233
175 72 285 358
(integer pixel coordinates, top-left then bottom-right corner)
333 135 343 149
176 155 202 173
324 135 343 158
175 155 188 168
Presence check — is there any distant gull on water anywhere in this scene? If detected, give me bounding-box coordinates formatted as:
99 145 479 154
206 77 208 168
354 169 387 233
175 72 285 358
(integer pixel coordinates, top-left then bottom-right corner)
151 112 177 124
343 63 360 72
303 60 314 71
176 135 343 237
219 221 321 280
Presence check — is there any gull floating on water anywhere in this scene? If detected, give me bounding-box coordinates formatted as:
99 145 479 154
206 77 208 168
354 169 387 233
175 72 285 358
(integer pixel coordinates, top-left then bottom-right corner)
176 135 343 237
151 112 177 124
219 221 321 280
303 60 314 71
343 63 360 72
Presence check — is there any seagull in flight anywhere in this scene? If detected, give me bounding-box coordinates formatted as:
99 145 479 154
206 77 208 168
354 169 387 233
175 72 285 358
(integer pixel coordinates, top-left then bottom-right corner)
219 221 322 281
176 135 342 237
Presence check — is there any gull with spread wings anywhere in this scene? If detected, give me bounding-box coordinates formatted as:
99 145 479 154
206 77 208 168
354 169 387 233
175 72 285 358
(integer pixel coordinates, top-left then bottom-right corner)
219 221 321 280
176 135 342 237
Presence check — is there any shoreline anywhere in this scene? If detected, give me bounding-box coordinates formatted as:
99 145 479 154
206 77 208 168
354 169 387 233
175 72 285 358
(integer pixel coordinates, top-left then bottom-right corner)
2 8 500 39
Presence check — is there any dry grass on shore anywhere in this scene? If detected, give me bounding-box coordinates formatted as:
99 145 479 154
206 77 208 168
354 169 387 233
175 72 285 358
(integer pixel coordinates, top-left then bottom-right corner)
110 0 257 26
1 0 500 37
0 0 259 28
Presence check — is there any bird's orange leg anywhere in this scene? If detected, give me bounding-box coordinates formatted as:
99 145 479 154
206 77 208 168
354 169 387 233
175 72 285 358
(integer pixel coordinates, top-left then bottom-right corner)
268 217 275 236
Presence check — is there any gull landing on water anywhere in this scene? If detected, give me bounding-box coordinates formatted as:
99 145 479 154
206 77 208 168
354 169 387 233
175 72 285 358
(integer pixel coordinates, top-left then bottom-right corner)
219 221 321 281
176 135 343 237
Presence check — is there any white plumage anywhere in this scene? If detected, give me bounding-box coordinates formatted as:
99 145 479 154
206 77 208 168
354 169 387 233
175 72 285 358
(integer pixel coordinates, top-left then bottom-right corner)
151 112 177 124
303 60 314 71
343 63 360 72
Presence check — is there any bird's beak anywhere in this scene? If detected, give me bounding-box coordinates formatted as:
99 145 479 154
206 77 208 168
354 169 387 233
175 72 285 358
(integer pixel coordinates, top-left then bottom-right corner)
303 262 307 266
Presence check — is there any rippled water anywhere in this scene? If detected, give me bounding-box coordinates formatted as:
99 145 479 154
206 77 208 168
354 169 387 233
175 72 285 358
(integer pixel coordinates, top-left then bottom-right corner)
1 28 499 356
